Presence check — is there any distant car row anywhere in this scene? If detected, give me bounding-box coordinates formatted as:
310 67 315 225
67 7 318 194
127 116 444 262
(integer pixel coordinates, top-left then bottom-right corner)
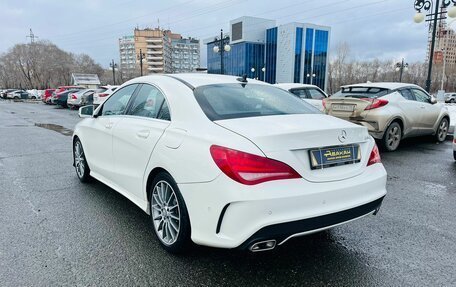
0 89 43 100
1 85 118 108
40 85 118 108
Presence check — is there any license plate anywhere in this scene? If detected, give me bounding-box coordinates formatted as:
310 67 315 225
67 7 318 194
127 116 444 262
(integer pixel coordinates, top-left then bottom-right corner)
309 145 361 169
332 104 355 112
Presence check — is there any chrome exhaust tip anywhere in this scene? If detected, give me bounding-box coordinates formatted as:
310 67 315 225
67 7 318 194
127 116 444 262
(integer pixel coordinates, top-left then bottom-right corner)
249 240 276 252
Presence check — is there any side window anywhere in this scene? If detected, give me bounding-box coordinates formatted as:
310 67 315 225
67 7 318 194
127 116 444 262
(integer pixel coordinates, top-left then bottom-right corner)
127 84 168 120
399 89 415 101
157 100 171 121
289 89 309 99
101 84 137 116
412 89 430 103
307 88 326 100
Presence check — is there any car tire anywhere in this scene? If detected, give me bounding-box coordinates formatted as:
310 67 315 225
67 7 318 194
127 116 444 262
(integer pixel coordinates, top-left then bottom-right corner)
450 99 455 103
149 172 191 253
454 151 456 161
73 138 91 183
381 122 402 152
435 118 449 142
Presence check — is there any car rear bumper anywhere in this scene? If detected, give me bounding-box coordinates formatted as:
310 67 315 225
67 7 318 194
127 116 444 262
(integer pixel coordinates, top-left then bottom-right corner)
178 163 387 249
238 195 384 250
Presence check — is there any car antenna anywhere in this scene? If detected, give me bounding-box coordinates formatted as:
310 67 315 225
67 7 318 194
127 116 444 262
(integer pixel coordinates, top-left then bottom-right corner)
236 74 248 83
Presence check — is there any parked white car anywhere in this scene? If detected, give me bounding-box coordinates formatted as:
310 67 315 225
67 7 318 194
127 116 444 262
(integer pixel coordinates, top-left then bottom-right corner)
26 89 41 100
73 74 387 253
274 83 328 111
93 85 119 105
67 89 96 108
7 90 28 99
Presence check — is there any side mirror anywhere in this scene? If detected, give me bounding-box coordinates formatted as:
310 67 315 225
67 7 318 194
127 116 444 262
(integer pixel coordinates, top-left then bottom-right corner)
78 105 94 118
430 96 437 104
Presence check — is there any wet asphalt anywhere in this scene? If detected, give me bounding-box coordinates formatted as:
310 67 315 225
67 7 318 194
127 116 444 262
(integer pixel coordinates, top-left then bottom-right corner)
0 100 455 287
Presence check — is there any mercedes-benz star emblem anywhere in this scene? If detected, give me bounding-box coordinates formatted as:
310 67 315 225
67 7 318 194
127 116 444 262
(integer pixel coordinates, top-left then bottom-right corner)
338 130 347 143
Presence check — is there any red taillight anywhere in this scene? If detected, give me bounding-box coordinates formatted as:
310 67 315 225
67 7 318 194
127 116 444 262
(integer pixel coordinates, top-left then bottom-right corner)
99 93 108 97
322 98 327 109
363 98 388 110
71 94 77 99
367 144 381 166
210 145 301 185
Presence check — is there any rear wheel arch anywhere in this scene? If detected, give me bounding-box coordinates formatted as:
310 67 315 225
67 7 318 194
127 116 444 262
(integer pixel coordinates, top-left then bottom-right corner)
146 167 170 202
388 117 404 135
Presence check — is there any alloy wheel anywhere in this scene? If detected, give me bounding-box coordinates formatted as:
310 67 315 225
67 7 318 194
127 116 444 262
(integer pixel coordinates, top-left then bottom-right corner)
151 180 181 246
74 141 86 178
386 125 401 150
437 120 448 142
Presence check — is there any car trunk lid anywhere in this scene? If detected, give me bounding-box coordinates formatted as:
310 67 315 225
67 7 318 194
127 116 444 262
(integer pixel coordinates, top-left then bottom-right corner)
215 114 372 183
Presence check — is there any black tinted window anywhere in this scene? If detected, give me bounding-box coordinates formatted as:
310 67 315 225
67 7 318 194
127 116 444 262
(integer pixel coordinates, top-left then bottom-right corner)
194 84 318 121
308 88 326 100
128 84 167 119
399 89 415 101
101 84 137 116
333 86 390 99
290 89 309 99
411 89 430 103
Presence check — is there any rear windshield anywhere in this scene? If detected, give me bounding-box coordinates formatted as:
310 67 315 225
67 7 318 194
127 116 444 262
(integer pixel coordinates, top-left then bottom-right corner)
194 84 318 121
332 86 390 99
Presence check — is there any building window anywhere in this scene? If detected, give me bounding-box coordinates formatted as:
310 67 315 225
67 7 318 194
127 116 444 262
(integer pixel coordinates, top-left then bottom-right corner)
303 28 314 85
294 27 303 83
265 27 277 84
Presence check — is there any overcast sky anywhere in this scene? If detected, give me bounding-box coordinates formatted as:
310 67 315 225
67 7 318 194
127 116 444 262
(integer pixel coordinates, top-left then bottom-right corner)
0 0 428 68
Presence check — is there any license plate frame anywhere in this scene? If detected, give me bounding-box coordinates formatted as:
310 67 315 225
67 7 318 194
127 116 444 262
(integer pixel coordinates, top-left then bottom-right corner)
309 144 361 170
331 104 355 112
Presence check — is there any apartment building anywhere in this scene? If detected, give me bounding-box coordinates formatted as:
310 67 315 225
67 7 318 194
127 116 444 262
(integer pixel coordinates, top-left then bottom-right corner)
171 37 200 73
118 35 137 77
134 28 181 73
119 28 201 75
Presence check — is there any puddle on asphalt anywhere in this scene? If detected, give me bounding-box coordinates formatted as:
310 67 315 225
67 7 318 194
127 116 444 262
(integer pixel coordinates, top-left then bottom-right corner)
34 123 73 136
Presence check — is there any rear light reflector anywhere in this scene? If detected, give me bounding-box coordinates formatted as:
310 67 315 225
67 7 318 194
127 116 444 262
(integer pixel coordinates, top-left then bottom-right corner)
71 94 77 99
367 143 381 166
210 145 301 185
99 93 108 97
363 98 388 110
322 98 327 110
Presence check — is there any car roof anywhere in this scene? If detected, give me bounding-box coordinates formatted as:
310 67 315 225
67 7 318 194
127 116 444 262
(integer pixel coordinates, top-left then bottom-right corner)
129 73 270 89
274 83 319 90
340 82 421 90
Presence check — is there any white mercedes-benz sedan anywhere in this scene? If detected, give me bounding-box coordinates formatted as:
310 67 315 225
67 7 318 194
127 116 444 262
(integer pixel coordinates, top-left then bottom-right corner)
73 74 387 253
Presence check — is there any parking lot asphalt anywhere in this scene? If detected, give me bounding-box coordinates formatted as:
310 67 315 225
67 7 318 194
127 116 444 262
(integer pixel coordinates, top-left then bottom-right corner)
0 101 455 287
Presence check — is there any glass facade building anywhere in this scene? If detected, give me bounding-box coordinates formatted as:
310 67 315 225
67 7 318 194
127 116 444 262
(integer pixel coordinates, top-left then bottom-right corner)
205 17 330 90
207 42 265 80
265 27 277 84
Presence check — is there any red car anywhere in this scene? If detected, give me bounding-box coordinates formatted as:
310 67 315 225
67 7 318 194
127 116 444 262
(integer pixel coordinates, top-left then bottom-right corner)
42 89 56 103
47 86 83 104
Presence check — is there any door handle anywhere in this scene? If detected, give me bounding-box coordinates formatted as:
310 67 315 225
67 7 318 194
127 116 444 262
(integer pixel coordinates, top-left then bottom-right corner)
105 122 113 129
136 130 150 139
420 105 425 109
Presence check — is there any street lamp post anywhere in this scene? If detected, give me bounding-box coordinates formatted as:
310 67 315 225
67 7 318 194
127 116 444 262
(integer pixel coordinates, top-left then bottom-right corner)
413 0 456 92
212 29 231 75
307 73 316 85
395 58 409 82
137 49 146 76
110 59 118 85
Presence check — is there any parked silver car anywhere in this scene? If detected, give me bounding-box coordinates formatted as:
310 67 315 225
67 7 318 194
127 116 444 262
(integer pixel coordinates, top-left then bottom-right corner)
445 92 456 103
324 82 450 151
